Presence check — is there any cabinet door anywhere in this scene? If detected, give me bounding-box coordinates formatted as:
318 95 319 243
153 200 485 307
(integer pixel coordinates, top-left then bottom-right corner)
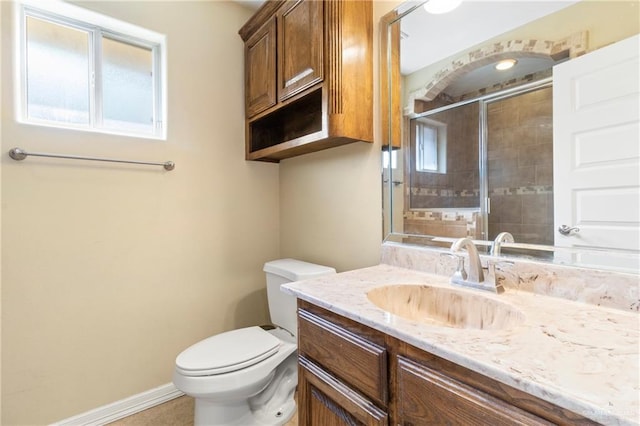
299 356 388 426
397 356 553 426
277 0 323 101
245 18 277 117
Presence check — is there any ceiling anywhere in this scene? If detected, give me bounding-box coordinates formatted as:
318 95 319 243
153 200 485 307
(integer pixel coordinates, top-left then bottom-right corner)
400 0 578 75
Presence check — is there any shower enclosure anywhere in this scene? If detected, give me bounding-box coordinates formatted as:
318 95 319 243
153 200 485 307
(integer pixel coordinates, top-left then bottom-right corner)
405 81 554 246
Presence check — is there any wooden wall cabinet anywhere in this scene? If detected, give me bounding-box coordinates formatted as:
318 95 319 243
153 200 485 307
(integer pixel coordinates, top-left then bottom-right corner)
245 18 277 117
297 300 597 426
239 0 373 162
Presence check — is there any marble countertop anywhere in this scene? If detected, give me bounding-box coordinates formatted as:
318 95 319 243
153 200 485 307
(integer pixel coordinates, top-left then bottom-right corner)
282 264 640 425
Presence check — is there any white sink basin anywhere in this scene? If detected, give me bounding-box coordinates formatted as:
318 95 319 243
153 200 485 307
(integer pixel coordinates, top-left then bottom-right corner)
367 284 525 330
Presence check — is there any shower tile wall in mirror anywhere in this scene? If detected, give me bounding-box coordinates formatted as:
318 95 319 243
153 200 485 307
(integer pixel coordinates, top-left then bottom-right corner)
381 0 640 273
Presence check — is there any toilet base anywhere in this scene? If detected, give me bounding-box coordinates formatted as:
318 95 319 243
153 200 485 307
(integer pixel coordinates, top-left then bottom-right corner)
193 352 298 426
194 399 254 425
194 398 296 426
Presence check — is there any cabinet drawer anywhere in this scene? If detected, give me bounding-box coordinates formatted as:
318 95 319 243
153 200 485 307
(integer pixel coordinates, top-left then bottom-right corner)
298 356 388 426
397 356 553 425
298 308 388 406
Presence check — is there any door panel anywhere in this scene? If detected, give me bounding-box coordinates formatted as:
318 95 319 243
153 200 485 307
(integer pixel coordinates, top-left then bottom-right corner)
553 34 640 270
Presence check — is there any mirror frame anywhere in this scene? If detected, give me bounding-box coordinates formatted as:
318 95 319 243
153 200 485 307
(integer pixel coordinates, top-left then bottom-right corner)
380 1 640 272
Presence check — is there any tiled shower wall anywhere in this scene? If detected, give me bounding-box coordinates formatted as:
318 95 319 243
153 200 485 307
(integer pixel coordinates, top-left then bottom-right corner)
487 87 553 245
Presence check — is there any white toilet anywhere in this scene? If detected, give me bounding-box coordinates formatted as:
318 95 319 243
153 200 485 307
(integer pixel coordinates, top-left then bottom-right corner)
173 259 336 426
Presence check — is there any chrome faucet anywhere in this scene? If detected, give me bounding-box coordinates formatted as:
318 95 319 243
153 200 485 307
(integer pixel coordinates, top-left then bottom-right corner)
450 237 504 294
490 232 514 256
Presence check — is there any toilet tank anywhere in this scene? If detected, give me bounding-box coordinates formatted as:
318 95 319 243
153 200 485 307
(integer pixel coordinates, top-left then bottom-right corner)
263 259 336 336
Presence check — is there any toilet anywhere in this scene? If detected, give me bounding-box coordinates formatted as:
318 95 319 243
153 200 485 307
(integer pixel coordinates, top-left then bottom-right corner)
173 259 336 426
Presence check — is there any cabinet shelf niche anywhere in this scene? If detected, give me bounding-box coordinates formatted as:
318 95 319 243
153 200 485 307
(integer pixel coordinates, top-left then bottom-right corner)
248 88 325 161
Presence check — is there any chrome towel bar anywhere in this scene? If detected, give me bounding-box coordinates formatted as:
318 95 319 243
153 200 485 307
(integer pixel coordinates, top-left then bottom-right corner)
8 147 175 171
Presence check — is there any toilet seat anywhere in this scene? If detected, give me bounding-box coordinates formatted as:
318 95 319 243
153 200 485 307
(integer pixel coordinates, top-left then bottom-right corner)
175 326 281 377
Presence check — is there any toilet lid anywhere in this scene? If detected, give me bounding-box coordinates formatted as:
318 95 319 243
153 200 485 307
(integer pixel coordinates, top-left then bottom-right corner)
175 326 281 376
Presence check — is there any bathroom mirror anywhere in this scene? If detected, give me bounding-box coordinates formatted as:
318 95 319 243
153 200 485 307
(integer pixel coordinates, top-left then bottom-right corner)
381 0 640 273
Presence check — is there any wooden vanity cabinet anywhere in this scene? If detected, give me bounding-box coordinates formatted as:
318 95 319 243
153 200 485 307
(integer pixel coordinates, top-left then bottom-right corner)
298 357 388 425
239 0 373 162
297 302 389 425
297 300 598 426
396 356 552 425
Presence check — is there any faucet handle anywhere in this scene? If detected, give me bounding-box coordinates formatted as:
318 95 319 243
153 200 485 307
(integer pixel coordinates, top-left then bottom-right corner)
439 252 467 279
454 256 468 282
449 253 467 281
483 259 512 294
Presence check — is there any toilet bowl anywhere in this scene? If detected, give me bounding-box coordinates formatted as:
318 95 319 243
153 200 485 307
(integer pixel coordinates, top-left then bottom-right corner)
173 259 335 426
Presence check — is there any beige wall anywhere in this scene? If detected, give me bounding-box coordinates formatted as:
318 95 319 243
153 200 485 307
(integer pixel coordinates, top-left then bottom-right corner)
1 1 280 424
279 141 382 272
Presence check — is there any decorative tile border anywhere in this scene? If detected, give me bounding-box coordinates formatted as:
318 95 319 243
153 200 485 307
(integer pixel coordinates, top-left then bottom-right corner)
490 185 553 196
410 187 480 197
406 31 588 111
409 186 552 198
404 210 478 221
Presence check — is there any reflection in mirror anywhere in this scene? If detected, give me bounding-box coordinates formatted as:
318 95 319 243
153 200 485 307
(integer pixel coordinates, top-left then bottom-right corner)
407 81 554 247
381 0 640 272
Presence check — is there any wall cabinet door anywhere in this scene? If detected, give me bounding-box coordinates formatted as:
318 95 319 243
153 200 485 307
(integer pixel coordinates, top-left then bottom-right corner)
277 0 324 101
245 18 277 117
298 356 388 426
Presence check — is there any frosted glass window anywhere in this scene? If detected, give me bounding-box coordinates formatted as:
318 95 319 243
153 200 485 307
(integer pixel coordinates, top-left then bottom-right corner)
26 16 90 125
20 6 165 139
414 119 447 174
102 37 153 133
416 123 438 171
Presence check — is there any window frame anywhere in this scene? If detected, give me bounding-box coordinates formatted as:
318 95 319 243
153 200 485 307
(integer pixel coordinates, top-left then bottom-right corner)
16 1 167 139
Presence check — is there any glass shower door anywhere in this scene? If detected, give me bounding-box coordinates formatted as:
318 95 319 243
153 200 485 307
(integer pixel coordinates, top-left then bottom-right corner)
484 85 554 246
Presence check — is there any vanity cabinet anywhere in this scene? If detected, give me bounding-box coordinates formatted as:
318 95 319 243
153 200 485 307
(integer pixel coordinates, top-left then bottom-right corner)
297 300 597 426
396 356 552 425
239 0 373 162
297 303 389 425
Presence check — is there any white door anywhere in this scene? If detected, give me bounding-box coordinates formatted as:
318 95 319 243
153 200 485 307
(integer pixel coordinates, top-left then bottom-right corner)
553 34 640 270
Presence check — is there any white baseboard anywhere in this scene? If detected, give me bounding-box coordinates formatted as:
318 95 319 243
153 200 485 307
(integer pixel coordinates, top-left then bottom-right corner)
52 383 184 426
